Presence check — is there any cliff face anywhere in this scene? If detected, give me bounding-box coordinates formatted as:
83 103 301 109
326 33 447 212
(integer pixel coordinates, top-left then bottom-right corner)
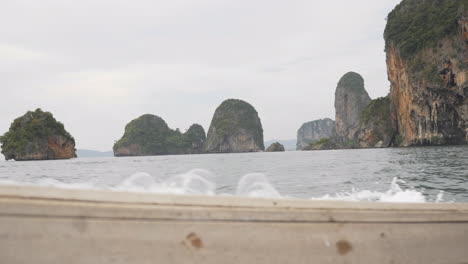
296 118 336 150
113 115 206 156
0 109 76 161
335 72 372 144
385 0 468 146
204 99 264 153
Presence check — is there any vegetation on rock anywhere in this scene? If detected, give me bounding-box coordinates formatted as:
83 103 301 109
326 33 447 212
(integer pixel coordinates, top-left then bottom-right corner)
113 114 206 156
359 96 396 147
337 72 367 94
0 108 76 160
384 0 467 60
303 138 338 151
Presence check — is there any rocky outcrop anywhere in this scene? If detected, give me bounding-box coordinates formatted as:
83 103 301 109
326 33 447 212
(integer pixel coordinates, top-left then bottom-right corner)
335 72 372 145
0 108 76 161
357 96 396 148
384 0 468 146
266 142 285 152
113 114 206 156
204 99 264 153
296 118 336 150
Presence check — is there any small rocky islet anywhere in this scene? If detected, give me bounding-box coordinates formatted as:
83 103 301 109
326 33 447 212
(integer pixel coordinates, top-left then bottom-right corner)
266 142 285 152
1 0 467 160
0 109 76 161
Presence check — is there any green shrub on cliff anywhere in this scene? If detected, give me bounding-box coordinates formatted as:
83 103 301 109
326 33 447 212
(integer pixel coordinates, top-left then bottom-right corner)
384 0 466 60
303 138 338 151
360 97 390 125
0 108 75 159
359 96 396 147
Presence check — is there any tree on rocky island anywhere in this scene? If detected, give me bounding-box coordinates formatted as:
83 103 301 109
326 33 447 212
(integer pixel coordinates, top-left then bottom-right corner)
0 108 76 161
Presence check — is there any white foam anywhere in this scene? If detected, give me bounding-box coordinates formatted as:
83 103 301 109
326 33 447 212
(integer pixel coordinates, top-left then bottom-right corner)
0 169 442 203
114 169 216 195
236 173 281 198
36 178 95 190
313 178 427 203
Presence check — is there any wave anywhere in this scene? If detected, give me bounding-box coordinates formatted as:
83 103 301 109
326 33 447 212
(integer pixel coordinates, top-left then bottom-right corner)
0 169 445 203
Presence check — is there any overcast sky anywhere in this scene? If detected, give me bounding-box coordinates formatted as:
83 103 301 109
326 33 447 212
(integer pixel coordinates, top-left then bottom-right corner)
0 0 401 151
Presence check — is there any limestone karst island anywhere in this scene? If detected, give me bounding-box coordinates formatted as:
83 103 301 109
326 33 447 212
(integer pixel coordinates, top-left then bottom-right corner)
0 109 76 161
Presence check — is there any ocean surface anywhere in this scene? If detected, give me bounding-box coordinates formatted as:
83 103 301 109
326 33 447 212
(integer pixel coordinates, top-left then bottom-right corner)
0 146 467 203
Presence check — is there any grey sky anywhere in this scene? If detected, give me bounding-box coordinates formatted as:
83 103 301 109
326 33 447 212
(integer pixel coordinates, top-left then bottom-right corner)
0 0 401 151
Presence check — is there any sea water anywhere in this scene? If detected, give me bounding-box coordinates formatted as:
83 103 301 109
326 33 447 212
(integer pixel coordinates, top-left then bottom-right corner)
0 146 467 203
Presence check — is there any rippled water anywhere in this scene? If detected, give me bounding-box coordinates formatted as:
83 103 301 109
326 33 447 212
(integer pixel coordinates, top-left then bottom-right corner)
0 146 467 202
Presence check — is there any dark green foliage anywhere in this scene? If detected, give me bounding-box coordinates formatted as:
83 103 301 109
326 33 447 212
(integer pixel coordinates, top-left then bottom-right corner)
337 72 366 93
209 99 264 149
113 115 206 156
0 108 75 157
384 0 467 60
360 96 396 146
303 138 338 151
184 124 206 144
360 97 391 125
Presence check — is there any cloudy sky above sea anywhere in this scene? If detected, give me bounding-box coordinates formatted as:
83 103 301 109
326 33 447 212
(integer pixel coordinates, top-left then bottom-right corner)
0 0 401 151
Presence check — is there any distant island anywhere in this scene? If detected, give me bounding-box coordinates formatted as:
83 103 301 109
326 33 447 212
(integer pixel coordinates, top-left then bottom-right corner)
265 142 285 152
113 114 206 156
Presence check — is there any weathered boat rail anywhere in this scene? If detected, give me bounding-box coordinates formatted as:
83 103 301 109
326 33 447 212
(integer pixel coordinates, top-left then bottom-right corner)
1 184 468 263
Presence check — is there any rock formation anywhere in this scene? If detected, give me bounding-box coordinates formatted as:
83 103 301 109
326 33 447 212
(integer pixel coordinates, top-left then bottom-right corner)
204 99 264 153
357 96 396 148
296 118 336 150
384 0 468 146
334 72 372 145
113 114 206 156
266 142 285 152
0 108 76 161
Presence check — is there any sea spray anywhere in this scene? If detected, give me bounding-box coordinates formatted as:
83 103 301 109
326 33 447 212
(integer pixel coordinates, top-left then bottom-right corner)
314 178 427 203
236 173 281 198
114 169 216 195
